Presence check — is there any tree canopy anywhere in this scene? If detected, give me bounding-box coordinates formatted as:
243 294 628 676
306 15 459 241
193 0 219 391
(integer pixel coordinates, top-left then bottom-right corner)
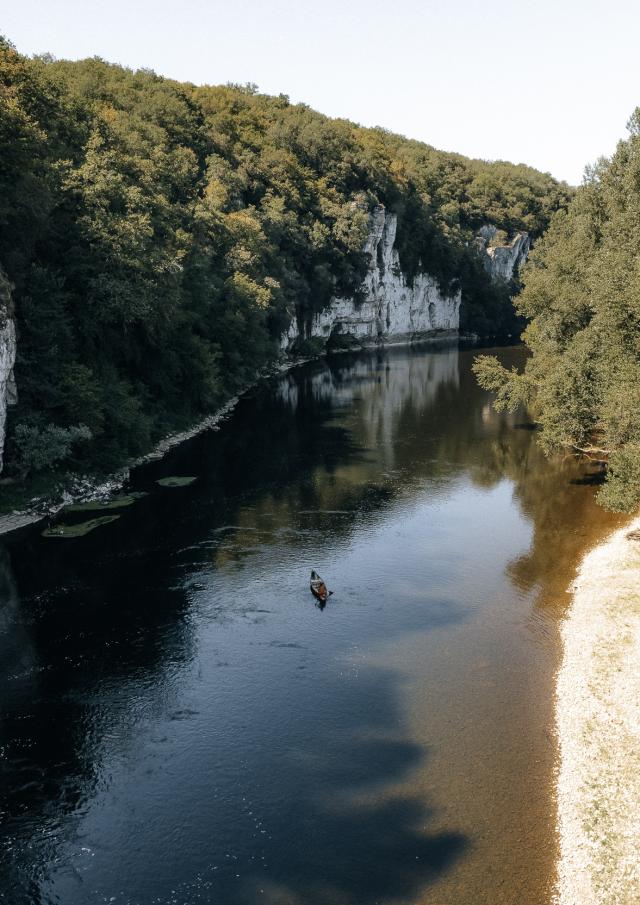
474 112 640 511
0 38 570 479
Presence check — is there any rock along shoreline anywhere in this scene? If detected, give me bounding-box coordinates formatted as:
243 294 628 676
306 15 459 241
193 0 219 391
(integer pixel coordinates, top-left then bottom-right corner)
556 516 640 904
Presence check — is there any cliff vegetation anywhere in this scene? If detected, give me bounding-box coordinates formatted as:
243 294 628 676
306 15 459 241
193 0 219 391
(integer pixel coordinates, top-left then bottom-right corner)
0 37 569 479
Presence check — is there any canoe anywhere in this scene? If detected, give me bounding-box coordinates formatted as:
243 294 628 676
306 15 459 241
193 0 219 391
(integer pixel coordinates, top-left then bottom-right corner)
310 569 331 603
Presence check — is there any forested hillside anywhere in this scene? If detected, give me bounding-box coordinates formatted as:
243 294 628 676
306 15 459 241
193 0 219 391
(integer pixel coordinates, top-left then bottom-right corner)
474 113 640 512
0 37 569 479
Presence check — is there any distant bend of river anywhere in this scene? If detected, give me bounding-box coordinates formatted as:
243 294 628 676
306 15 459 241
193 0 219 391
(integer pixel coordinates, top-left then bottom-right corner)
0 344 625 905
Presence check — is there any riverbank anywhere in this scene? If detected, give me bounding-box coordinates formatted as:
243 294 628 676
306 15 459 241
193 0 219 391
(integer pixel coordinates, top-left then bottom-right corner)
0 384 268 537
0 334 467 538
556 516 640 904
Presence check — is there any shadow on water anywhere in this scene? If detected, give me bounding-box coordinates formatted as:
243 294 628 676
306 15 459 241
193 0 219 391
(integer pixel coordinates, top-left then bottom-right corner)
250 678 469 905
1 343 616 904
168 662 470 905
489 436 625 608
0 545 197 902
569 466 606 486
0 347 470 904
0 558 469 904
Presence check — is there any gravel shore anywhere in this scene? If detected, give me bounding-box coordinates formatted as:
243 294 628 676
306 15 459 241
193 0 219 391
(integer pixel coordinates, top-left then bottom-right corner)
556 517 640 904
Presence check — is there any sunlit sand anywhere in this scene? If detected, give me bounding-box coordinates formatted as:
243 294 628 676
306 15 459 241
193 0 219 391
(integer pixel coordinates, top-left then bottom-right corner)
556 519 640 904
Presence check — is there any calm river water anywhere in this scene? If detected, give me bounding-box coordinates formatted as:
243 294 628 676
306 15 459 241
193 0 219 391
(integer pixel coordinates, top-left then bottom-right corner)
0 345 624 905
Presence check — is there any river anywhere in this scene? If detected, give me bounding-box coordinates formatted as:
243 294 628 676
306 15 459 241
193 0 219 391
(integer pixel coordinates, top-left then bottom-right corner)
0 344 624 905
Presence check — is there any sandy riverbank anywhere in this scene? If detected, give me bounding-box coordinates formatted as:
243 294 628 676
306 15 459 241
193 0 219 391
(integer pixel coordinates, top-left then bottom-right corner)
556 516 640 904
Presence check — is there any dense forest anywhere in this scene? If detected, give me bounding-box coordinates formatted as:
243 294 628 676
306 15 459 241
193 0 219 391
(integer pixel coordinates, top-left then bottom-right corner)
0 37 569 481
474 112 640 512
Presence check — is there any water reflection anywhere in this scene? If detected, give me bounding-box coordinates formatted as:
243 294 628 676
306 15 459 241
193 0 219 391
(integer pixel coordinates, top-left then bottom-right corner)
0 344 624 905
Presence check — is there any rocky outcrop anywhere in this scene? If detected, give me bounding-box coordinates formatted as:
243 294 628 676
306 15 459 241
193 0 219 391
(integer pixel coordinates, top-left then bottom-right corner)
0 268 17 473
475 224 530 283
281 206 461 352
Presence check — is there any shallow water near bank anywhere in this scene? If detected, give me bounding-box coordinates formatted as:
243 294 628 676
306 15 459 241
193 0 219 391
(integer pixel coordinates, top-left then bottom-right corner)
0 345 625 905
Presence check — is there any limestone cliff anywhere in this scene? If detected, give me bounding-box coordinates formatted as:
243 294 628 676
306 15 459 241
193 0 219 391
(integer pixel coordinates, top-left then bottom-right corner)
0 268 17 474
475 224 530 283
281 206 461 352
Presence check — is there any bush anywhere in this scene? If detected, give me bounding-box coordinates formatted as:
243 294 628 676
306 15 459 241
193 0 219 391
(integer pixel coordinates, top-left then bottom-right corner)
290 336 327 358
12 423 92 477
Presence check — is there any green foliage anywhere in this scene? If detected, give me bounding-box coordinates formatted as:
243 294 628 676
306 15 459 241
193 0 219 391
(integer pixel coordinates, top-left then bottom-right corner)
487 229 509 248
156 476 197 487
42 514 121 538
472 355 532 412
12 423 92 476
0 39 569 480
475 110 640 511
63 492 146 512
290 336 327 357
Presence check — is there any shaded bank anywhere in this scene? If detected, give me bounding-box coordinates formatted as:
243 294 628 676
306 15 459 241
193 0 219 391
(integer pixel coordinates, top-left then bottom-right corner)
556 518 640 904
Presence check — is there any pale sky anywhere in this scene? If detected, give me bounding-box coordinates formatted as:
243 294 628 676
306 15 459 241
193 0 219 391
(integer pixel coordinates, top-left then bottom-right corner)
4 0 640 185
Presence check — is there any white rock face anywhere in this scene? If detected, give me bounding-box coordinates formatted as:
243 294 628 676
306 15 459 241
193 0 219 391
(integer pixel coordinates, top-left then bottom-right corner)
476 224 530 282
0 269 17 473
281 206 461 352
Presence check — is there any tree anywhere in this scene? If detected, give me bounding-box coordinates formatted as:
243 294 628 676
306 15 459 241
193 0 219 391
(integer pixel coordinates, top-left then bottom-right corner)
475 113 640 511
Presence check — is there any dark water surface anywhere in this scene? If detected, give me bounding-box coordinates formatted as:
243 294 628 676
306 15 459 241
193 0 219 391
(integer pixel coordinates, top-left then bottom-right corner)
0 346 624 905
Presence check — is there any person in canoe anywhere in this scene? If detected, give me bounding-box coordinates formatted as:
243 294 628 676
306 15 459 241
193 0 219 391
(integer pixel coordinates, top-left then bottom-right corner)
310 570 332 604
